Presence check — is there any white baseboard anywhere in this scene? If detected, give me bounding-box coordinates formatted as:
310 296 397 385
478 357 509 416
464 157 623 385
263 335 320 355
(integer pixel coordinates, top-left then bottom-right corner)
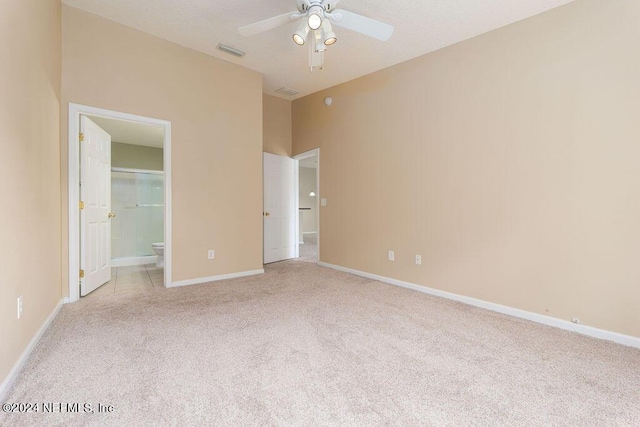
318 262 640 350
168 269 264 288
0 299 64 402
111 255 157 268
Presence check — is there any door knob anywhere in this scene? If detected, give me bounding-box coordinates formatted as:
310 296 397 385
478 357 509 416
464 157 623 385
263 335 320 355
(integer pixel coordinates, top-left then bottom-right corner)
108 212 116 218
264 212 270 217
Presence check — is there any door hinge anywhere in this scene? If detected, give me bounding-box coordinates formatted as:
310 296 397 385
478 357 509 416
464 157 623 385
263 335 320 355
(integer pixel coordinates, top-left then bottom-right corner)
79 269 85 279
79 201 85 210
79 132 84 142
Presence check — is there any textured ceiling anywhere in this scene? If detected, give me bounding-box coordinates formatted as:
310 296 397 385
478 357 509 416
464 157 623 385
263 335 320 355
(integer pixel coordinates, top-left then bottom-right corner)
62 0 575 100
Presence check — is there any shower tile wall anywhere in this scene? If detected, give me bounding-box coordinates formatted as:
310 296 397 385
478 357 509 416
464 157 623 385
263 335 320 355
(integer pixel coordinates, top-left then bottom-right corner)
111 171 164 259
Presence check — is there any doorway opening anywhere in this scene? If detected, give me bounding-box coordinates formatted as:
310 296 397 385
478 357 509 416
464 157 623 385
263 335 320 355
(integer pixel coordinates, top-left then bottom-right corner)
67 104 172 302
294 149 319 263
89 116 165 297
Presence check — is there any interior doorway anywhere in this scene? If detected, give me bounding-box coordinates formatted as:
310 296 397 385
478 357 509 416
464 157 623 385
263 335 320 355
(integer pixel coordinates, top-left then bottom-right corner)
294 149 320 263
87 115 166 297
263 152 297 264
68 103 172 302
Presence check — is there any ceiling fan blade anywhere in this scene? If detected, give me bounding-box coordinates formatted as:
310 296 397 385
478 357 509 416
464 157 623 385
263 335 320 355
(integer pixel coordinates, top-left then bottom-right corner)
322 0 341 11
295 0 311 13
239 12 299 37
330 9 394 41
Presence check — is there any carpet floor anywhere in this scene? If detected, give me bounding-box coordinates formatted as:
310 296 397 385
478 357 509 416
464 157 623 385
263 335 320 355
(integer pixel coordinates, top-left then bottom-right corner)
2 261 639 426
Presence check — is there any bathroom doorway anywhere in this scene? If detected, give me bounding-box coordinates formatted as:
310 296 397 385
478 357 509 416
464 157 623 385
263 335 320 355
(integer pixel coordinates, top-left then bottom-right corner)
89 116 165 297
294 149 319 263
68 104 172 302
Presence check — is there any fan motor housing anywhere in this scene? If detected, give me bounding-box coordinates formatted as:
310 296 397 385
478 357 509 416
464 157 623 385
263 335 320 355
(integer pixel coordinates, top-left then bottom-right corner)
296 0 335 13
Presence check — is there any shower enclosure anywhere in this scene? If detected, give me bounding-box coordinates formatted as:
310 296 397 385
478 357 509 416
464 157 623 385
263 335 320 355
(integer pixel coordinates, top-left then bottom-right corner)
111 168 164 265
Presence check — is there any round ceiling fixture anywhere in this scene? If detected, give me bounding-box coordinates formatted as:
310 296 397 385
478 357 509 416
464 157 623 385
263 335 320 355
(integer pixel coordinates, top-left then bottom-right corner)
307 5 323 30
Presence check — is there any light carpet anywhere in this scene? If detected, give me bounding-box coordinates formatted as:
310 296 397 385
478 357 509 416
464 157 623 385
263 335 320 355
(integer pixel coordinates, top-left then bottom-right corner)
2 261 639 426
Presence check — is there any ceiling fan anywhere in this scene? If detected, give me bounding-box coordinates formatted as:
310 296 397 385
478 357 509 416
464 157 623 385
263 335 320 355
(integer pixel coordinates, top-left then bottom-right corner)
238 0 394 71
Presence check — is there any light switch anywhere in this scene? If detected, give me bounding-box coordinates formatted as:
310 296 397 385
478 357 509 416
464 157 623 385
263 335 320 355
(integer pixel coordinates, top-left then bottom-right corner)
321 198 327 206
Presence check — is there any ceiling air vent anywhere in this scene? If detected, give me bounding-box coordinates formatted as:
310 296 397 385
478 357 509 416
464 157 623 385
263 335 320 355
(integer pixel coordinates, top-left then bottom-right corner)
275 87 299 97
216 43 245 57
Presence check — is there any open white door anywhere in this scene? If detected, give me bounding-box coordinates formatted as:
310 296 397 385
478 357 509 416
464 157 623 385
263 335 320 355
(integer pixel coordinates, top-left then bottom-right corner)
263 152 296 264
80 116 112 296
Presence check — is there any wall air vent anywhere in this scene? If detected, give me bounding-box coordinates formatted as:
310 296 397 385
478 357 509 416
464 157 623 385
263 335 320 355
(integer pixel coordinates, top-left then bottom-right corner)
275 87 299 97
216 43 246 57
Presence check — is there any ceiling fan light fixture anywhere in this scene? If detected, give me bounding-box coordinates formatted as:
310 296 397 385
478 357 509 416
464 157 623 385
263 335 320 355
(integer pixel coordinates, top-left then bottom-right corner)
237 1 395 71
324 34 337 45
308 14 322 30
292 20 309 45
321 20 337 45
307 5 323 30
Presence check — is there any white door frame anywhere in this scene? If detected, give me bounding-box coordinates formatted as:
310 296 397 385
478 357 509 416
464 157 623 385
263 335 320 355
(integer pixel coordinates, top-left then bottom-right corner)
67 103 172 302
293 148 320 261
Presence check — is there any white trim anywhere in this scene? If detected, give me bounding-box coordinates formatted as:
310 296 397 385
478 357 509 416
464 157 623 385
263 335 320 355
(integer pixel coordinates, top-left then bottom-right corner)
169 269 264 288
315 152 319 260
294 161 300 258
0 299 64 401
293 148 320 262
110 256 157 268
111 167 164 175
68 103 173 302
303 231 317 235
318 262 640 349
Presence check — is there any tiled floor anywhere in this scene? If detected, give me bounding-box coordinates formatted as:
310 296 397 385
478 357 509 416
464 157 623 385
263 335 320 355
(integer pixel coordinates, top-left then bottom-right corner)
87 264 164 298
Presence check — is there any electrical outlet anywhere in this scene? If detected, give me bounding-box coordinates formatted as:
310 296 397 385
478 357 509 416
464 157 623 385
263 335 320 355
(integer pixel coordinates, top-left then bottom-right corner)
388 250 395 261
415 254 422 265
17 296 23 319
208 250 215 260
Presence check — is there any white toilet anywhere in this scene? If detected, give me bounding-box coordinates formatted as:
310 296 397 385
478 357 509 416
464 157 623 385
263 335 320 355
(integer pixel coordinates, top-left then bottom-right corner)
151 243 164 268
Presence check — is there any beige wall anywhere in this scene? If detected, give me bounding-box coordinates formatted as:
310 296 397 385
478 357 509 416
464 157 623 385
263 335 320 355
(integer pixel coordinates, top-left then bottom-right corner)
62 5 263 287
299 167 318 233
263 94 292 156
292 0 640 338
0 0 62 384
112 142 163 171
